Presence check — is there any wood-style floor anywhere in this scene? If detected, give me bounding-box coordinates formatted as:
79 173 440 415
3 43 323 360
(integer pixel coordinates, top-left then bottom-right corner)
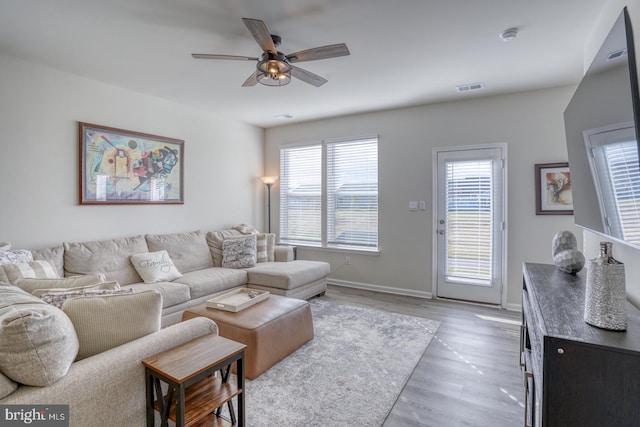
320 285 523 427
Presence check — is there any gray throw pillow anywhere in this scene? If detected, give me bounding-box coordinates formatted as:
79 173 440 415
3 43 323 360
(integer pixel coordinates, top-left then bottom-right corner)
222 235 257 269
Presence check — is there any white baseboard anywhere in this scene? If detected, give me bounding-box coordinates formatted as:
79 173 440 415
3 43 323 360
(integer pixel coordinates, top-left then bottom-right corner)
327 279 433 299
329 279 522 312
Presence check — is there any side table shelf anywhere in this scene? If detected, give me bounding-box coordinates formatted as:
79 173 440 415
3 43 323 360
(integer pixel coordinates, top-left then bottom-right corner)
142 334 247 427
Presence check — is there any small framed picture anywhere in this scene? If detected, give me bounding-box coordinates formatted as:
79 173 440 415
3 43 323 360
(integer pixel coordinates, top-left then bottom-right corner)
535 162 573 215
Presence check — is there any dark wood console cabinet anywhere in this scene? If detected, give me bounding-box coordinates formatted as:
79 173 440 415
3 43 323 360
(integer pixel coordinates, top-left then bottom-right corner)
521 263 640 427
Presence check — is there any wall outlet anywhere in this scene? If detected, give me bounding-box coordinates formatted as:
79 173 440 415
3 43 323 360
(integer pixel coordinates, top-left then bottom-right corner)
345 256 351 265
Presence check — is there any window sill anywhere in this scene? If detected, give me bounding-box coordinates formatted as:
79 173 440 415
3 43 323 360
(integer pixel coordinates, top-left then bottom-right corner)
277 242 380 256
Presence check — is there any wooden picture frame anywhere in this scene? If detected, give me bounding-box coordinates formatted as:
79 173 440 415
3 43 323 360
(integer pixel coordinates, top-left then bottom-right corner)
79 122 184 205
535 162 573 215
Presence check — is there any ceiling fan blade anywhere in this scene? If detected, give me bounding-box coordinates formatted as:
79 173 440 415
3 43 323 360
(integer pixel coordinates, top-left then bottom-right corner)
290 65 328 87
192 54 258 61
286 43 350 63
242 18 277 53
242 71 258 87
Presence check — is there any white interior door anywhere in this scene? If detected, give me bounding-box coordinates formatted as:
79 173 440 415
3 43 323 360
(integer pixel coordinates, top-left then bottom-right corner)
434 146 505 305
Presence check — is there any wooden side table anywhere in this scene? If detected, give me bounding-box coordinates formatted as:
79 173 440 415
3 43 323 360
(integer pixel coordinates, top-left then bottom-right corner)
142 334 246 427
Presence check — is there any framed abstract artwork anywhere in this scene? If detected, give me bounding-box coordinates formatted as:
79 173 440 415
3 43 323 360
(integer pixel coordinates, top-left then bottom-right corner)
535 162 573 215
79 122 184 204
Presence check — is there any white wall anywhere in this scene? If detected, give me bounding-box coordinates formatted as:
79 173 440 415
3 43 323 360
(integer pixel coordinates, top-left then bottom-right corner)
0 53 264 249
582 0 640 307
266 86 581 308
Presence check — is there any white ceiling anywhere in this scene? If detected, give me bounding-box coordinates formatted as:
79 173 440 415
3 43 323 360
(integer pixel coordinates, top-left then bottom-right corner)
0 0 606 128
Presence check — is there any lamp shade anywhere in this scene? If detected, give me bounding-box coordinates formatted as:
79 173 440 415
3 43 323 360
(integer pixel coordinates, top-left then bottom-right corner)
260 176 279 185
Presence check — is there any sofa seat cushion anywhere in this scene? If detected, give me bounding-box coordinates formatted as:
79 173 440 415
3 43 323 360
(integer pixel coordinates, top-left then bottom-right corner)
174 267 247 299
145 230 213 273
122 282 190 308
0 286 79 386
64 236 149 285
245 260 331 291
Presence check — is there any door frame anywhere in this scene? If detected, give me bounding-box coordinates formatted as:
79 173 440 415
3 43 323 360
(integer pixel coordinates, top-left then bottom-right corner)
431 143 509 308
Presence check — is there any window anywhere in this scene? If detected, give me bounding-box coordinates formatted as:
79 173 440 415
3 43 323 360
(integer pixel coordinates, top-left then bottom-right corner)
445 159 493 284
586 124 640 244
279 136 378 250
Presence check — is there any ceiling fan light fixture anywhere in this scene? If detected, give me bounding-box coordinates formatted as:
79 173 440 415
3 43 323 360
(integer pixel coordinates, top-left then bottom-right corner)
257 55 291 86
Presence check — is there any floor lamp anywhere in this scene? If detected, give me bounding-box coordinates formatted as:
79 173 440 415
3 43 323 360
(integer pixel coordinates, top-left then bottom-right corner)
260 176 279 233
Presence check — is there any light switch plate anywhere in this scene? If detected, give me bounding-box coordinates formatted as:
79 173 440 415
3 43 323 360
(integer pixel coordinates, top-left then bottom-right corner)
409 201 418 211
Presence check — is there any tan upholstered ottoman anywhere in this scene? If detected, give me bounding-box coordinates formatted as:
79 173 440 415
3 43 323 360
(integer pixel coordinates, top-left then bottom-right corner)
182 295 313 379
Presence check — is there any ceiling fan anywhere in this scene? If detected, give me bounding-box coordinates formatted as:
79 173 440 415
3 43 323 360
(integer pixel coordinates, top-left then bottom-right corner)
192 18 350 87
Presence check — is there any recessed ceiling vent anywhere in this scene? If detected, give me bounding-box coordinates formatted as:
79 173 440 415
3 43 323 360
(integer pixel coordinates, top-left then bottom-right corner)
607 49 628 61
456 83 484 92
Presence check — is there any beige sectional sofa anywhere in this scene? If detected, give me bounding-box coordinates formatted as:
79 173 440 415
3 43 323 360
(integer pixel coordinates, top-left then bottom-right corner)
0 227 330 426
21 228 329 326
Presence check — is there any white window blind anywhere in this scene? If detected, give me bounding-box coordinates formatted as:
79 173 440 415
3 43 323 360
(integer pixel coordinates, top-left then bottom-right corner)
603 141 640 244
279 144 322 245
279 136 379 250
327 138 378 248
445 159 493 284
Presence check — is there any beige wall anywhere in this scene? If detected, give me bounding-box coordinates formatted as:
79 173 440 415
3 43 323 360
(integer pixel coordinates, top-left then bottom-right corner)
0 53 264 249
582 0 640 307
266 86 582 309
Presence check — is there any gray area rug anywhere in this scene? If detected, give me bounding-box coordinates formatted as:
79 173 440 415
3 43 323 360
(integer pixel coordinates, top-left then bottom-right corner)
243 299 440 426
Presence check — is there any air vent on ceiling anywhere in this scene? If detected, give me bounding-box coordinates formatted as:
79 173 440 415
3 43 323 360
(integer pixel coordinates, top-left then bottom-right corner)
607 49 627 61
456 83 484 92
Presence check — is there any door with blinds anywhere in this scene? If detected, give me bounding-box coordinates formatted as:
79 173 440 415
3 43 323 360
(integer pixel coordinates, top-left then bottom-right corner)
434 146 505 304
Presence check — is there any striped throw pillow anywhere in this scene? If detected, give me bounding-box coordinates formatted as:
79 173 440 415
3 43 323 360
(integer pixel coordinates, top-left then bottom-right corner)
3 260 59 284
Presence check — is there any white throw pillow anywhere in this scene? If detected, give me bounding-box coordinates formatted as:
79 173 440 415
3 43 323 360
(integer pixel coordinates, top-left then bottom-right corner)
16 274 106 295
266 233 276 262
130 250 182 283
222 235 257 269
3 260 58 284
256 233 268 263
63 290 162 360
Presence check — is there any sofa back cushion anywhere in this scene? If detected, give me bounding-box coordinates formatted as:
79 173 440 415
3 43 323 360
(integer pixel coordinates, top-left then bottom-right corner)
64 236 149 285
145 230 213 273
0 285 79 386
